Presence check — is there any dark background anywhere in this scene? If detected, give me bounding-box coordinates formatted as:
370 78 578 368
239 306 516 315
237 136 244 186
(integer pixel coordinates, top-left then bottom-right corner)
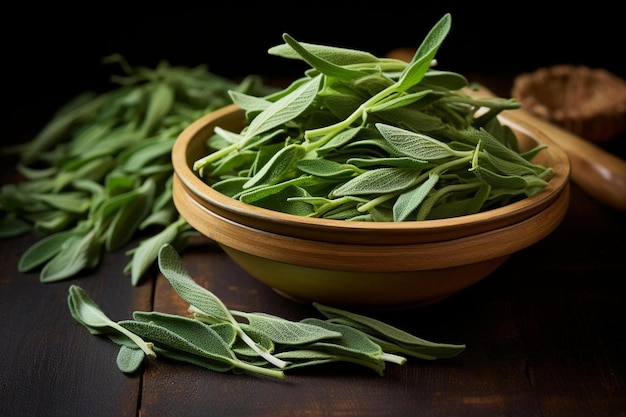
5 4 624 141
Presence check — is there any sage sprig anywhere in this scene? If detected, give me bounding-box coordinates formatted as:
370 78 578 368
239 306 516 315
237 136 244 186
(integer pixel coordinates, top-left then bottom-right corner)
157 243 289 369
313 302 466 360
118 313 285 379
67 285 156 359
1 54 274 284
68 244 465 378
194 13 553 222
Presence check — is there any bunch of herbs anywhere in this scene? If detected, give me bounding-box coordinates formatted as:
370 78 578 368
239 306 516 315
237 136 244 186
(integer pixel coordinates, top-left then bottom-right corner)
194 13 554 221
68 244 466 378
0 55 274 284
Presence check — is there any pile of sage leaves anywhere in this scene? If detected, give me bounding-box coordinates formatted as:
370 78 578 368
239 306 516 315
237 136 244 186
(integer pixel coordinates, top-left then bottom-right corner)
0 55 274 284
69 244 465 378
194 13 554 221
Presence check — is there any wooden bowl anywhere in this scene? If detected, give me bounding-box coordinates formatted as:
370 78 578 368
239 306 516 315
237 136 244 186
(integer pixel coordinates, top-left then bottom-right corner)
172 105 570 309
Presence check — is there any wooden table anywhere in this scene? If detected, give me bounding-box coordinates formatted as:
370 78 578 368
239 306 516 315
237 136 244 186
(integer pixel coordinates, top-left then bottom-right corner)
2 76 625 417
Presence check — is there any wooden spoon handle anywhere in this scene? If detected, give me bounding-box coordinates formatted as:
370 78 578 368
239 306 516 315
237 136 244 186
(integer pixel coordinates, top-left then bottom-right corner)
466 84 626 211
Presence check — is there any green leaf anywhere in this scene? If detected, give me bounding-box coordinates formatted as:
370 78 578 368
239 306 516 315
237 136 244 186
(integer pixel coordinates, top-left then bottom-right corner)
150 345 234 373
393 173 439 221
269 39 379 66
376 123 459 160
421 70 469 90
0 217 31 239
104 178 155 251
296 158 359 180
470 165 531 190
209 322 238 347
53 157 115 192
330 168 419 197
126 216 188 286
397 13 451 90
118 319 235 373
316 126 364 152
239 183 316 216
243 144 307 188
19 92 108 164
313 302 465 360
18 230 78 272
232 311 342 346
140 82 174 135
347 156 429 169
243 74 322 140
280 34 372 82
32 192 91 213
157 244 233 323
228 90 272 113
211 177 249 197
368 90 435 113
131 310 241 358
116 346 145 374
424 182 490 220
272 349 337 370
67 285 156 358
300 318 390 376
40 229 102 283
31 210 76 234
119 137 175 172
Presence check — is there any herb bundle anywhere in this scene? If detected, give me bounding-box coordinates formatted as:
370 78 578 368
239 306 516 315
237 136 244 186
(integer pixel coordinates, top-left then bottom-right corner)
0 55 274 284
68 244 465 378
194 13 554 221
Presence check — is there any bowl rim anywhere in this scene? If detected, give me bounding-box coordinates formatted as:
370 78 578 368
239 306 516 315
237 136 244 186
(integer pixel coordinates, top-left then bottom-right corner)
173 172 569 271
172 104 570 242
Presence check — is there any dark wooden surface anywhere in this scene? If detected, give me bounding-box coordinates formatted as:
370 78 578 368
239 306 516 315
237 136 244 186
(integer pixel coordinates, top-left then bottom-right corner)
1 76 625 417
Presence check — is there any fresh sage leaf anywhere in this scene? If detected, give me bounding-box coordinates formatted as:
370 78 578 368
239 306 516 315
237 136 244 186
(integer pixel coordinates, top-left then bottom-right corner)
243 74 322 140
67 285 156 358
116 345 145 374
330 168 421 197
280 34 372 82
18 230 78 272
376 123 462 160
125 216 191 286
393 173 440 221
231 311 342 346
104 178 155 251
397 13 451 90
40 229 102 283
0 217 31 239
313 302 465 360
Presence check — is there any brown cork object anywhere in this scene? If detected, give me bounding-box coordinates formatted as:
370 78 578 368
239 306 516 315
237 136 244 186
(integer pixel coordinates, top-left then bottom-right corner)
512 65 626 143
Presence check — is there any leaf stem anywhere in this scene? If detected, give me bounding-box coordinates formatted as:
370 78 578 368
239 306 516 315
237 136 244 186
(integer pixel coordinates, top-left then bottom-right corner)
112 325 158 359
192 142 239 174
357 155 473 213
238 330 290 369
381 352 407 365
232 359 286 379
304 82 402 143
